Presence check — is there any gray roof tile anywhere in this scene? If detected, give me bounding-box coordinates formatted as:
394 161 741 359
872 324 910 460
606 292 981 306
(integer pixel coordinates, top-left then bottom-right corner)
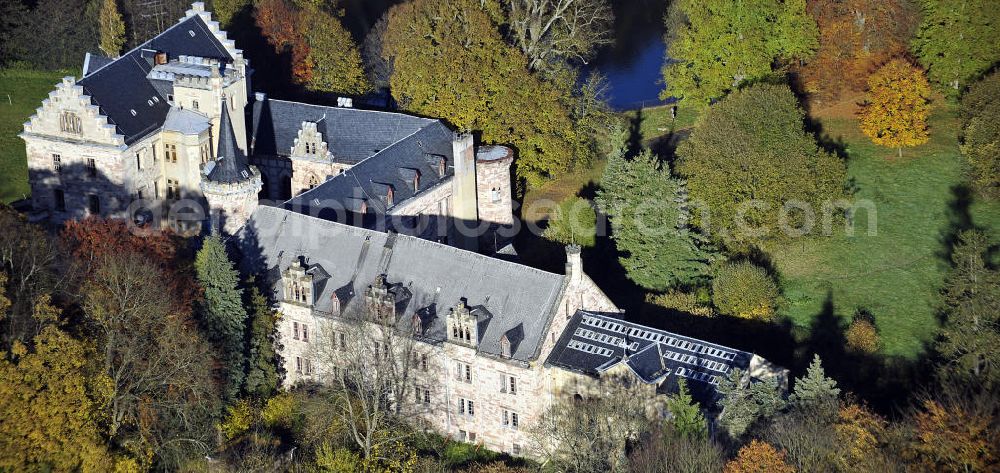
236 206 566 362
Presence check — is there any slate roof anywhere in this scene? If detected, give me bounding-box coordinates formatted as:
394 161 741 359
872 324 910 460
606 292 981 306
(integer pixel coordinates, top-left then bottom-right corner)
235 206 567 362
250 98 435 164
162 107 210 134
82 53 114 77
283 118 456 219
546 310 756 405
207 100 253 184
76 13 233 145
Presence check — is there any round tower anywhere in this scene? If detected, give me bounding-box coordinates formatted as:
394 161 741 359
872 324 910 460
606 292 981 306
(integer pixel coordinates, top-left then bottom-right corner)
475 145 515 226
201 99 261 234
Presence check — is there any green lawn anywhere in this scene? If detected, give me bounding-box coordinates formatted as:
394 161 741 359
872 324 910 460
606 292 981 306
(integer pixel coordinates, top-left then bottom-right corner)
765 102 1000 357
0 67 69 203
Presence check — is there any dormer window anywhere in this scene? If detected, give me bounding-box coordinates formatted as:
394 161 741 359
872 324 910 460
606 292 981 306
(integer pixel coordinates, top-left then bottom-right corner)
447 299 478 348
282 259 313 306
500 334 511 358
59 111 81 134
399 168 421 193
365 274 396 323
438 157 446 177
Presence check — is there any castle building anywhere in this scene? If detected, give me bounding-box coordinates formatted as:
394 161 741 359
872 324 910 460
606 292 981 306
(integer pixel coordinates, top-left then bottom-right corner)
236 206 785 457
21 2 786 458
21 2 514 252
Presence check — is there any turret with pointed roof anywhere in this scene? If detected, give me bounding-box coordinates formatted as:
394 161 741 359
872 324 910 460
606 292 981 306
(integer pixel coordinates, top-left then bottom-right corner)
201 98 261 234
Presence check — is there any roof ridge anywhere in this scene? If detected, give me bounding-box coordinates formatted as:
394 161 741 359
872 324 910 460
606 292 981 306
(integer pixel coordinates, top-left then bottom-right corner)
254 206 564 280
81 15 202 81
266 98 437 122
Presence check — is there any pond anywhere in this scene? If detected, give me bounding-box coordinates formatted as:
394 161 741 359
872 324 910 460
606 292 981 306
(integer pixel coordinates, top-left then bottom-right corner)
583 0 670 111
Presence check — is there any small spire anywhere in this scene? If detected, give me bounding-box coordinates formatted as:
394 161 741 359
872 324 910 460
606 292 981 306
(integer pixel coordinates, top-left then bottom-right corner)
206 97 252 184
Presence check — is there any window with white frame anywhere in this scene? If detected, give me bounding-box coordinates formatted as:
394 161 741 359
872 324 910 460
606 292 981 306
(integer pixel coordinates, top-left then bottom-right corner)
502 409 519 430
455 361 472 383
500 374 517 395
458 398 474 417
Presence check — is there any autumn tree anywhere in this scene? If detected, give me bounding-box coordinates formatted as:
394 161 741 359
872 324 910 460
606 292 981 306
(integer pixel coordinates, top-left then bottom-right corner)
82 252 220 468
907 390 1000 472
383 0 577 186
912 0 1000 95
800 0 918 101
937 230 1000 387
98 0 125 58
960 71 1000 199
627 424 725 473
859 59 932 158
195 234 247 401
724 440 796 473
711 262 780 320
597 128 714 290
532 376 649 472
0 207 60 350
0 326 116 472
676 84 846 246
503 0 614 72
298 3 371 95
662 0 819 105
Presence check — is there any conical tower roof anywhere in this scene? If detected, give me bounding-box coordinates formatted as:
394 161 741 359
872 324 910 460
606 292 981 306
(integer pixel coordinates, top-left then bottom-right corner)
206 98 253 184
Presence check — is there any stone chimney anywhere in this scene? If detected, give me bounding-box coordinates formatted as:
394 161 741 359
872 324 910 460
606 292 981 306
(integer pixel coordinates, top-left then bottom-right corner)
450 133 479 252
565 244 583 285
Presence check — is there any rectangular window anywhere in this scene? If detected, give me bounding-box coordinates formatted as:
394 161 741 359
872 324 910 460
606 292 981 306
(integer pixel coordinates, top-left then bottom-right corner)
304 358 312 375
296 356 302 373
421 353 428 371
512 444 521 455
166 179 178 200
154 181 160 199
52 154 61 174
87 194 100 214
152 143 158 163
338 332 346 352
136 153 142 171
501 375 517 395
200 143 211 164
293 322 300 340
458 398 474 417
53 189 65 211
455 362 472 383
192 100 199 110
302 324 309 342
86 158 97 177
165 144 178 163
423 389 430 405
503 410 519 430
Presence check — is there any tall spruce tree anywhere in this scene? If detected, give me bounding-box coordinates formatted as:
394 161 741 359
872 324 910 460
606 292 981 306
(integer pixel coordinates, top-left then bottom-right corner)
790 354 840 418
244 285 281 399
98 0 125 58
597 128 713 291
666 379 708 439
937 230 1000 387
195 235 247 400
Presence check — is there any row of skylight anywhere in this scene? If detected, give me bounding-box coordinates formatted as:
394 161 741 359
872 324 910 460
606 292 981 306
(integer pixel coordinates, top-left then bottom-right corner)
675 366 721 386
567 339 614 357
573 327 639 351
581 315 737 361
662 350 730 374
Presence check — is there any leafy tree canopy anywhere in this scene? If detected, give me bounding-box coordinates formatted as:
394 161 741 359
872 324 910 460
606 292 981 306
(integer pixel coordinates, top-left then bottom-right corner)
912 0 1000 95
712 261 780 320
676 83 847 245
662 0 818 105
383 0 576 186
859 59 932 157
960 72 1000 199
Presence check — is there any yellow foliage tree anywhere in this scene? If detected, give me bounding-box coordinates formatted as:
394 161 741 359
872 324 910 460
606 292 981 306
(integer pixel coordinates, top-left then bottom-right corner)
0 326 115 472
859 59 932 158
98 0 126 58
723 440 795 473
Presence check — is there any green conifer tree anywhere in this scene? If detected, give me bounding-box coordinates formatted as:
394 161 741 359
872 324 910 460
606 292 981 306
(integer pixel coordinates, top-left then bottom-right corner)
98 0 125 58
717 368 786 438
666 378 708 439
791 354 840 418
244 285 281 398
195 234 247 401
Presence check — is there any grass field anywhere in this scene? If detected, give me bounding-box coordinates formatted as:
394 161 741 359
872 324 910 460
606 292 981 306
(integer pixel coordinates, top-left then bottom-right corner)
0 67 69 203
766 98 1000 357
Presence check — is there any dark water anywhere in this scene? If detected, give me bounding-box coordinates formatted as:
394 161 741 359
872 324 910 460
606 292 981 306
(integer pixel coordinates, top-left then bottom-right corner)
584 0 670 110
335 0 669 111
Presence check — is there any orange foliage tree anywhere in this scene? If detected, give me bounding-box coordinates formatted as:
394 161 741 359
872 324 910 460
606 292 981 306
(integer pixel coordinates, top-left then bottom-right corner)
858 58 931 158
800 0 917 102
909 398 998 472
254 0 312 84
724 440 796 473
